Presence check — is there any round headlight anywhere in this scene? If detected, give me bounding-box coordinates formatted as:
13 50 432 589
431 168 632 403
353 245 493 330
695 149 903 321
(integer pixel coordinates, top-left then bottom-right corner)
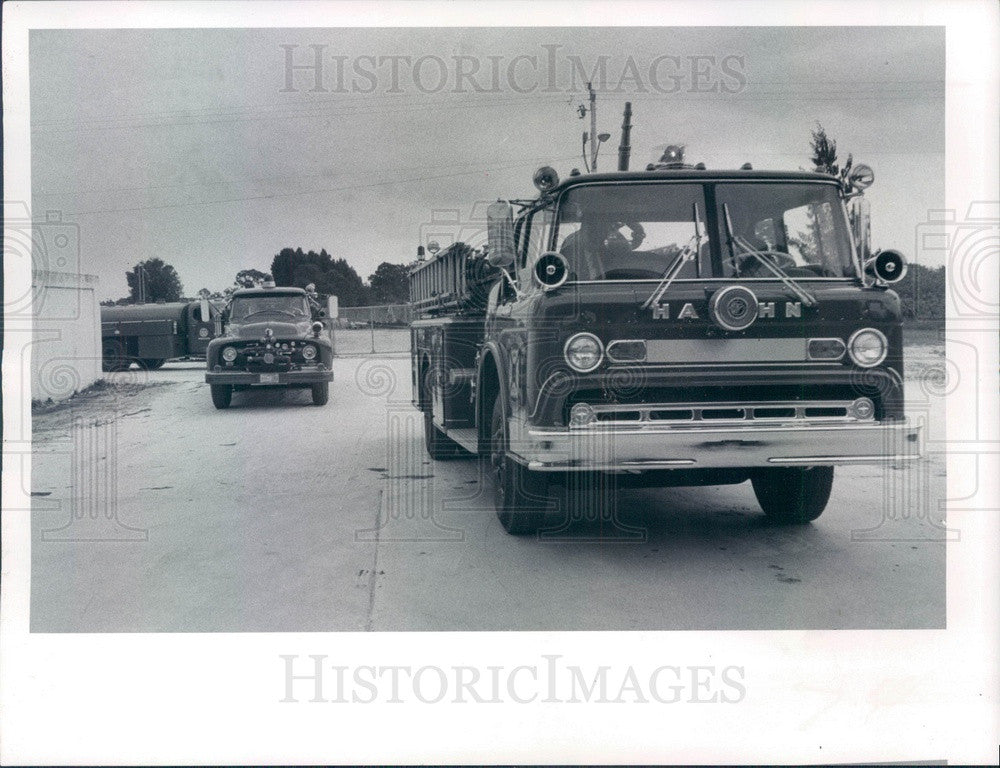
848 328 888 368
221 346 238 362
564 333 604 373
301 344 317 361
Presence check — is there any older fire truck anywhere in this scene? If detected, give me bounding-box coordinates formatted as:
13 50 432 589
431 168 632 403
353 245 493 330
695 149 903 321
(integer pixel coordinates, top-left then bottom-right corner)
101 297 221 371
410 150 920 535
204 282 334 408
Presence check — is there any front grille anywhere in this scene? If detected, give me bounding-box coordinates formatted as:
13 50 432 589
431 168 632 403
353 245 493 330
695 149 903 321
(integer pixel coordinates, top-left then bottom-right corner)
575 400 867 428
222 342 316 372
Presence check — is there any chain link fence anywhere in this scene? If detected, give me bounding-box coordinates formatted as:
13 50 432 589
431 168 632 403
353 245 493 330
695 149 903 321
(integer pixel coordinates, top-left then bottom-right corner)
334 304 412 356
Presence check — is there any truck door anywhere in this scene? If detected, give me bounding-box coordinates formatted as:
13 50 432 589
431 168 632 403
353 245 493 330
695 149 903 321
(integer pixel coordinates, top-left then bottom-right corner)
187 299 216 356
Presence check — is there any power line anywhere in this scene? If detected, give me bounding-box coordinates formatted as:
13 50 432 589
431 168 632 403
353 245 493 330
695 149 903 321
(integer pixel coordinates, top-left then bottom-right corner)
67 155 580 217
35 154 573 198
30 86 943 135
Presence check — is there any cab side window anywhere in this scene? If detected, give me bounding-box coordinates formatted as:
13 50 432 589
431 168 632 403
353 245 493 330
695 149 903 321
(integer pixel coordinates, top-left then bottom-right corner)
518 207 554 288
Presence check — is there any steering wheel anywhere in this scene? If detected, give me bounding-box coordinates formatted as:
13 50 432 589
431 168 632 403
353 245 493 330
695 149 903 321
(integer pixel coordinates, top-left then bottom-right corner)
724 249 798 274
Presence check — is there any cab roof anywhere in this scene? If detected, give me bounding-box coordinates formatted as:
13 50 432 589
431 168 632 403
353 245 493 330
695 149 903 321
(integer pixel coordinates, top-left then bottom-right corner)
545 168 839 196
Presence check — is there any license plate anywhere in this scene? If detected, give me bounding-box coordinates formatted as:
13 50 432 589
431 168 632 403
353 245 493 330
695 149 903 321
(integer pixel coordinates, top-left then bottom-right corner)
258 373 280 384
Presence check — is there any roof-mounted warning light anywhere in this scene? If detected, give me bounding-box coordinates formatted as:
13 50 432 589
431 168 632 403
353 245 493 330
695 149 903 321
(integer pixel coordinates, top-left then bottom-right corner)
533 166 560 192
647 144 701 171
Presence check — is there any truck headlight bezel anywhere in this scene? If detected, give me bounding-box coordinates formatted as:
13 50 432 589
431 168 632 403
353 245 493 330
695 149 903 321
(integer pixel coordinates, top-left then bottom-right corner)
221 346 238 363
847 328 888 368
564 332 604 373
301 344 318 361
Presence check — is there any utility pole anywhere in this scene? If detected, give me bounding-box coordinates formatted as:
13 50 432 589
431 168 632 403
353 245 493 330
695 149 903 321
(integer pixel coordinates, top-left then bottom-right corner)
587 82 597 171
618 101 633 171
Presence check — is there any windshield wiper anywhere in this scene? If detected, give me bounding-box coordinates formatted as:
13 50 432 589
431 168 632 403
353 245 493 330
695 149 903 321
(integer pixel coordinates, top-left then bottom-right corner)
641 203 704 310
722 203 817 308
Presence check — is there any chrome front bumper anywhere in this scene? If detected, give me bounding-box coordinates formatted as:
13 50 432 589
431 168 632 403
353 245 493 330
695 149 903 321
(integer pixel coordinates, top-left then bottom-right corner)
205 368 333 386
510 418 922 471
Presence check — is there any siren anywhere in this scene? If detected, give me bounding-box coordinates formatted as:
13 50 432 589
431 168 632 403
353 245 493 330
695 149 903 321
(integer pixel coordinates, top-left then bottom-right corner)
533 166 560 192
533 251 569 290
865 249 907 284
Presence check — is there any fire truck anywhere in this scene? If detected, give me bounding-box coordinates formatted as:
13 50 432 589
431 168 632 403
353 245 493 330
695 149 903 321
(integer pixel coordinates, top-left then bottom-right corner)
101 297 221 371
410 147 921 535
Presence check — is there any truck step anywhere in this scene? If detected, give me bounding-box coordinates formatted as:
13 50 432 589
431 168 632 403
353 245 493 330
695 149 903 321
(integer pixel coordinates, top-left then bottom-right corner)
445 428 478 453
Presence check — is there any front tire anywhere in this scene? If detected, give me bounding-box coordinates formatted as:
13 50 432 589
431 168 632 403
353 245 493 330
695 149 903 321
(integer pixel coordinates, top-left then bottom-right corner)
490 396 550 535
211 384 232 409
311 381 329 406
752 466 834 523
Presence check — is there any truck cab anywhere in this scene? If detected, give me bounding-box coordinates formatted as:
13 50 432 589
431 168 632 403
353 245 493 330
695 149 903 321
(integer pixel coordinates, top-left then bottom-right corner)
205 284 334 409
411 160 920 534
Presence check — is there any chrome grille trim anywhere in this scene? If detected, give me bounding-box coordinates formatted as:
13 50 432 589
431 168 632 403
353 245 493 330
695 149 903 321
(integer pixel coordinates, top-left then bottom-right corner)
572 399 871 428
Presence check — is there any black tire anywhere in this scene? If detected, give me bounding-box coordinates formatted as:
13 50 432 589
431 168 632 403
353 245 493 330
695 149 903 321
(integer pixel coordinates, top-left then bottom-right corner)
490 396 550 535
140 358 166 370
211 384 233 409
423 411 463 460
752 466 834 523
311 381 330 406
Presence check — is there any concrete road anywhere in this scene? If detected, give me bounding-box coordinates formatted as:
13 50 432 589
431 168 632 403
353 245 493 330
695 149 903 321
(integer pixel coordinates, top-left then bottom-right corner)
29 347 946 632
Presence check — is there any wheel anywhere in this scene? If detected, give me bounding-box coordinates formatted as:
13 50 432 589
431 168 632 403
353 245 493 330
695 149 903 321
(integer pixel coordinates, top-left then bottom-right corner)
139 358 166 370
211 384 232 409
423 411 463 459
751 466 834 523
311 381 329 406
490 396 550 535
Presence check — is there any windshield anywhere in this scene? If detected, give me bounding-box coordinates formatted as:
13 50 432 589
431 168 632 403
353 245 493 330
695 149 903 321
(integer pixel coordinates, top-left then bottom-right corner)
553 181 856 280
555 183 706 281
715 182 857 278
229 295 310 321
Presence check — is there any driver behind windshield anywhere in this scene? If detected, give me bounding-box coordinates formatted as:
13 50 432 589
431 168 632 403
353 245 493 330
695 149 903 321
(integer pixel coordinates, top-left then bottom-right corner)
559 219 646 280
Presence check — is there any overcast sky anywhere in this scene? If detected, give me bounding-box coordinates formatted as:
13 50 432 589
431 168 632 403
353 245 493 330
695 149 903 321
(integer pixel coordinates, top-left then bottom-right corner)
30 26 944 300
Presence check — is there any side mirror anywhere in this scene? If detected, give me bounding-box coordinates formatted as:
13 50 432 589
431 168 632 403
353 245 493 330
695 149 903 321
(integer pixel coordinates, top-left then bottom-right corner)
486 201 516 268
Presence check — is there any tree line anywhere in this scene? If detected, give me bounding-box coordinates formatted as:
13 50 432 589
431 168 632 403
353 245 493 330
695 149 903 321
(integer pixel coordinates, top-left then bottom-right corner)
101 251 410 307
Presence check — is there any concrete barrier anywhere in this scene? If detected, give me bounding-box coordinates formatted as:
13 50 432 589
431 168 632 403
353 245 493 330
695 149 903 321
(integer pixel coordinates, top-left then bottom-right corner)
31 270 102 402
